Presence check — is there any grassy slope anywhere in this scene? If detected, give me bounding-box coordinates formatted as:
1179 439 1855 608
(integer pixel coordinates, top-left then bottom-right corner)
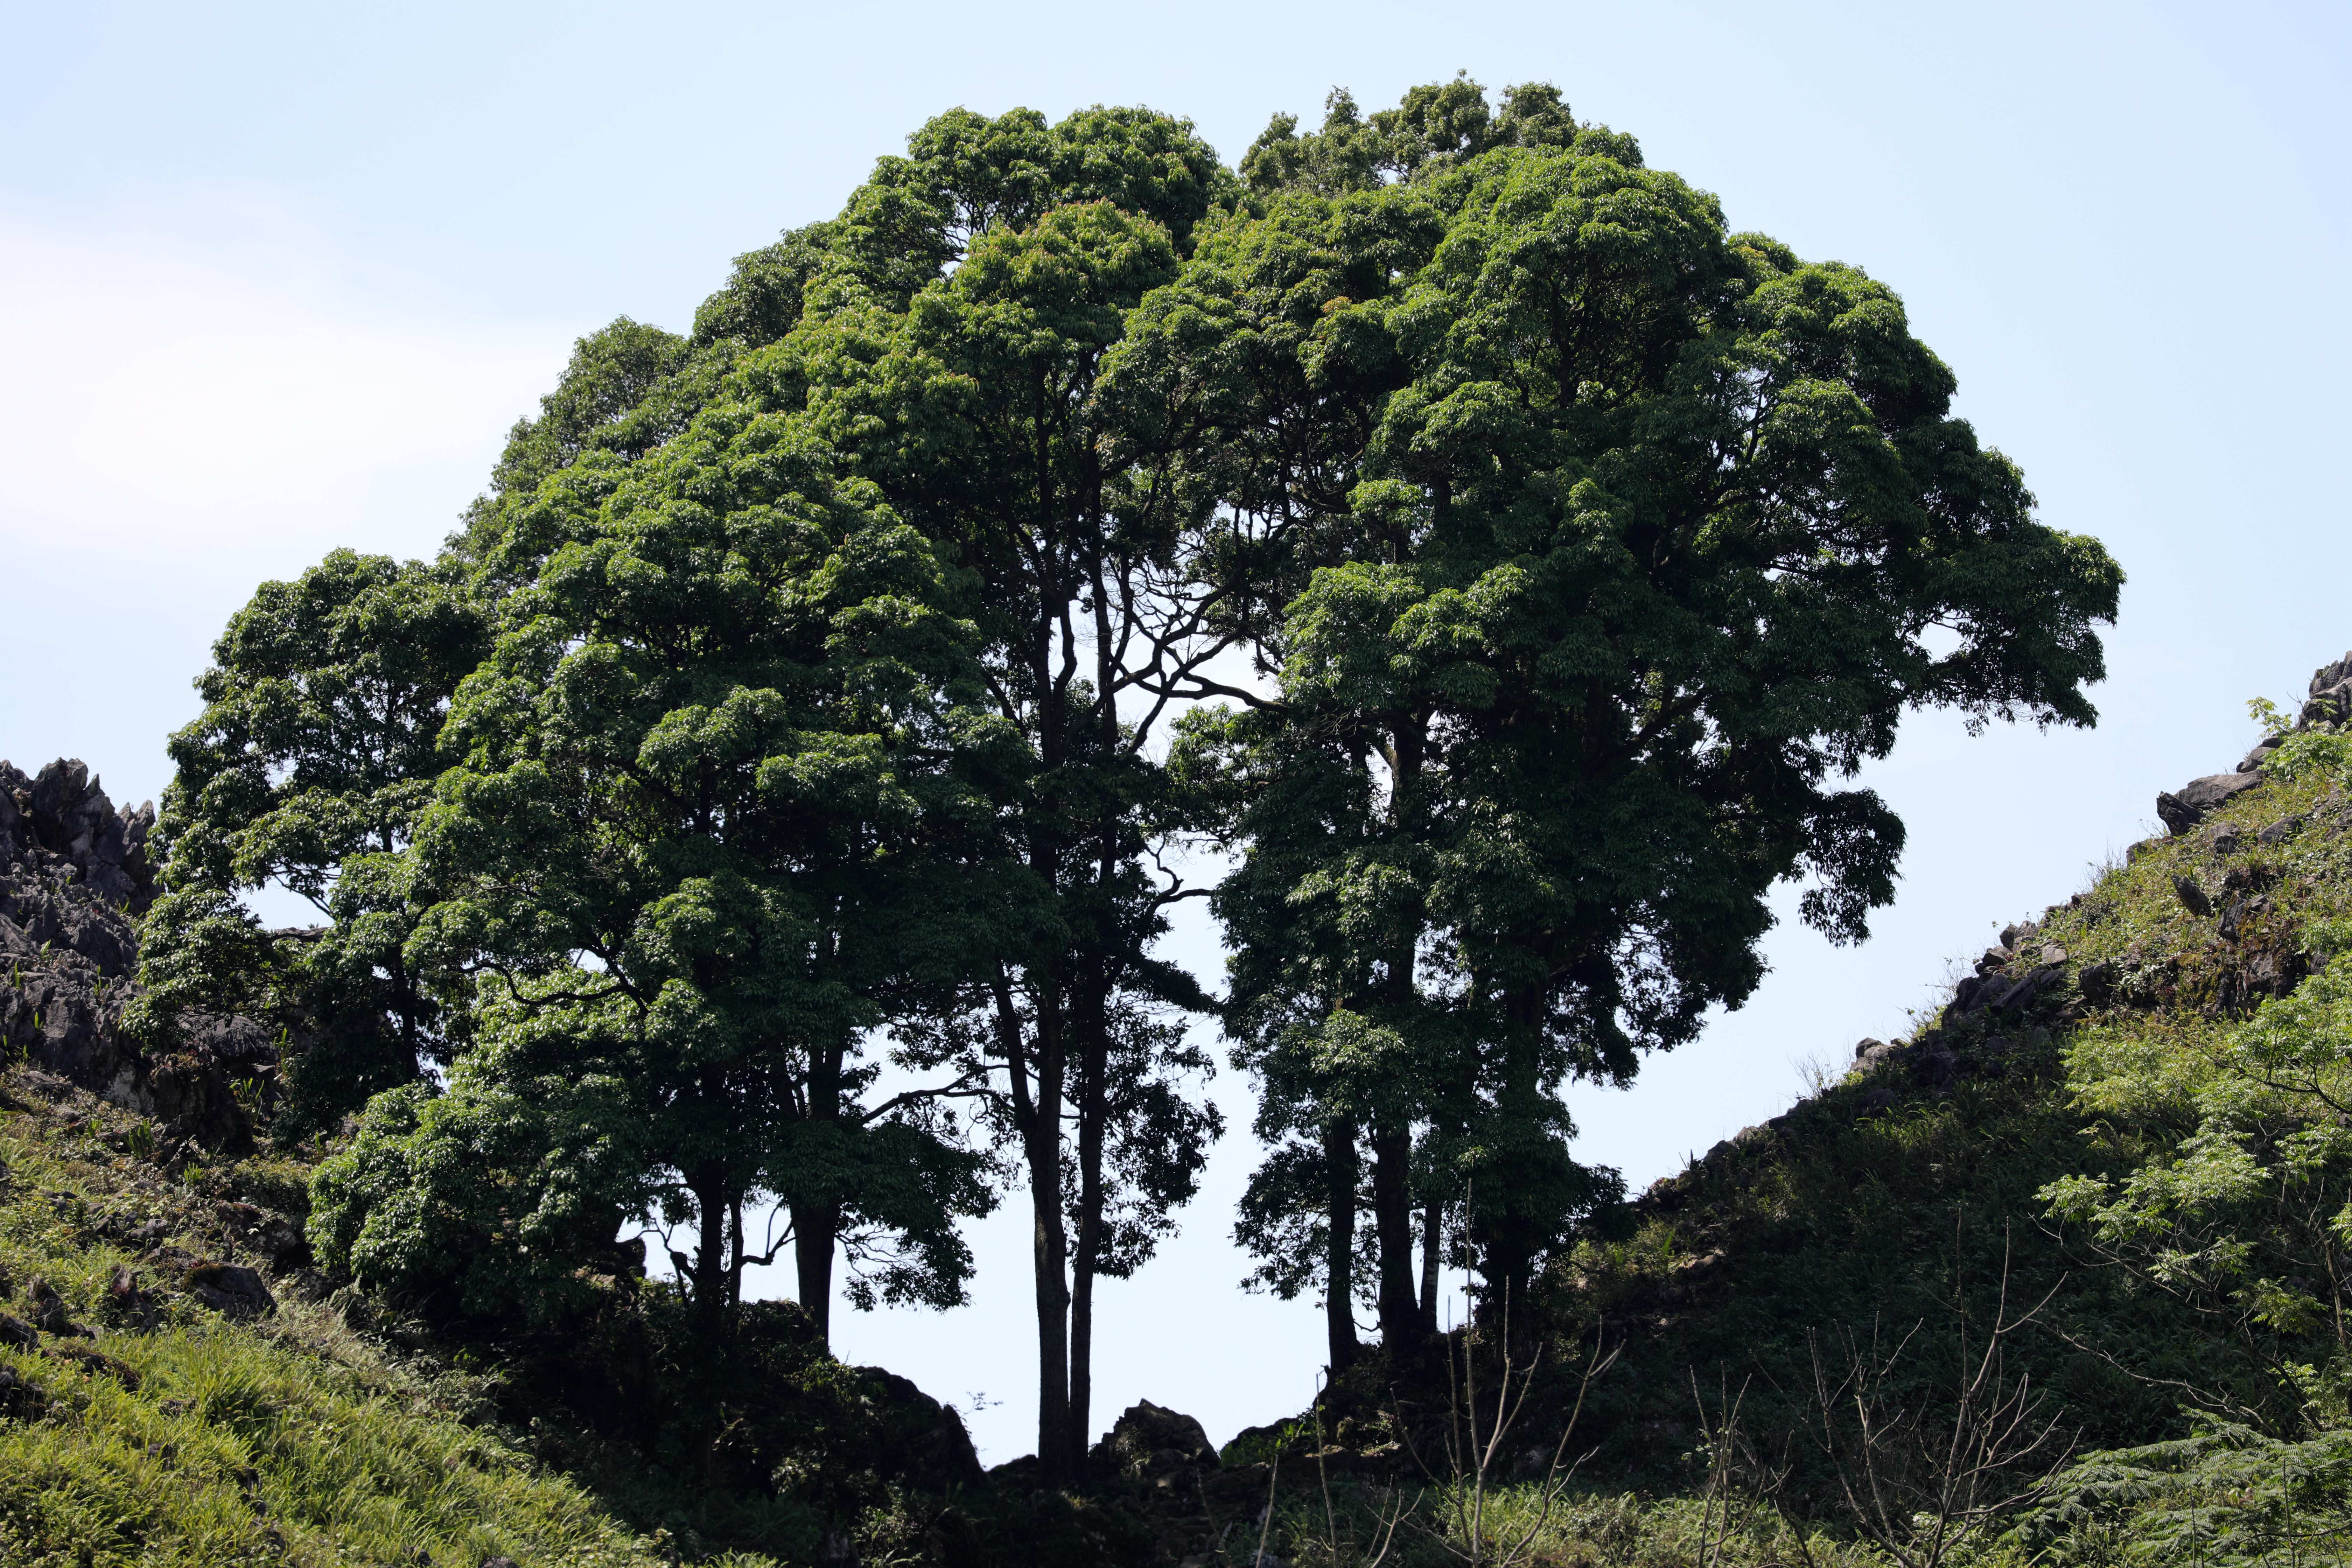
0 1070 710 1568
1260 750 2352 1565
1520 754 2352 1512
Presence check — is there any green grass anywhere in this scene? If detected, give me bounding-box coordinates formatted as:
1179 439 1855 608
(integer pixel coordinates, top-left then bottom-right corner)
0 1073 735 1568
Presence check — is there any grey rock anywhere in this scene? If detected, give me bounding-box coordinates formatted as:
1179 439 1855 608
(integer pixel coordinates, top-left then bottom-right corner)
0 1363 46 1420
1944 976 1990 1022
26 1278 72 1335
1852 1037 1887 1061
2 757 270 1152
2157 772 2266 835
1991 966 2059 1013
2211 823 2244 856
1093 1399 1219 1479
2259 815 2304 846
2292 651 2352 728
2079 961 2117 1005
1857 1041 1910 1073
283 1269 334 1304
2314 652 2352 699
185 1261 276 1321
2238 735 2286 773
2174 876 2213 918
2040 942 2070 965
2312 652 2352 699
2303 677 2352 728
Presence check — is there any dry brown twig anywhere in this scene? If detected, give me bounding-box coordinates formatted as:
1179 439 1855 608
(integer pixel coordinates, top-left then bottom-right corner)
1799 1230 2074 1568
1398 1293 1620 1567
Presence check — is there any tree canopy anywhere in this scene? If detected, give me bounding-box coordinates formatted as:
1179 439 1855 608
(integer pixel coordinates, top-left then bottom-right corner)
151 75 2120 1483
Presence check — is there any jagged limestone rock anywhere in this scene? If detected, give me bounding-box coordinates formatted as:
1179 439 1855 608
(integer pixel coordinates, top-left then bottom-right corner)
0 757 266 1148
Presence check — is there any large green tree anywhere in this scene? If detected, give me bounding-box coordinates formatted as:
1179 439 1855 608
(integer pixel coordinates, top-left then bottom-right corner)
1183 77 2123 1347
762 105 1241 1476
142 548 492 1133
321 408 1007 1339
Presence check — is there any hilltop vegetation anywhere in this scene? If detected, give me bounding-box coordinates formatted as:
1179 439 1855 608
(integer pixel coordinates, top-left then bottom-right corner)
16 72 2352 1568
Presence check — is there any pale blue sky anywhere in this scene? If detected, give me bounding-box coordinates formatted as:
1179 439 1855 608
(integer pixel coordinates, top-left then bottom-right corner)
5 0 2348 1464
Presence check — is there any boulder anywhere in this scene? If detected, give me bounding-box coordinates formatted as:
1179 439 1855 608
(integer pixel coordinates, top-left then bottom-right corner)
2304 677 2352 728
845 1365 985 1490
1990 967 2058 1013
1944 977 1990 1021
2259 815 2304 846
2173 876 2213 918
1093 1399 1220 1479
185 1261 276 1321
2314 652 2352 697
2238 735 2286 774
1856 1040 1910 1074
25 1278 83 1337
0 1364 47 1421
2157 773 2265 835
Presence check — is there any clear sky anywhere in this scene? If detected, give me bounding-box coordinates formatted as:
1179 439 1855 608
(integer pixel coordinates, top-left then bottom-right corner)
5 0 2348 1466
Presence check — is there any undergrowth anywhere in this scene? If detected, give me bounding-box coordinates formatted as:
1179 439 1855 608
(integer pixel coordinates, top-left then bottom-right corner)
0 1074 699 1568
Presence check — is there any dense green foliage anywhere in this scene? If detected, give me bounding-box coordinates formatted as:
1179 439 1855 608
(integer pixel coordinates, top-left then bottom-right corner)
122 75 2352 1568
1177 80 2120 1367
141 550 492 1135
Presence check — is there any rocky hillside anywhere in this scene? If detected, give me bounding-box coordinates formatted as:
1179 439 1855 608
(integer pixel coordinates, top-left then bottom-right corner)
1212 650 2352 1563
2 760 266 1151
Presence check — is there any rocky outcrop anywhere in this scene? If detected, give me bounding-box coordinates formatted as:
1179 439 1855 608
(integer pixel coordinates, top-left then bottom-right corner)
2159 651 2352 834
2156 771 2266 835
2304 652 2352 728
0 759 157 916
0 758 266 1149
1092 1400 1221 1481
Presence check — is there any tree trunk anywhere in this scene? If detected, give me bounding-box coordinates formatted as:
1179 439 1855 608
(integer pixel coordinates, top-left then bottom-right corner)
1372 1118 1421 1350
1419 1192 1441 1335
791 1032 847 1343
1068 956 1110 1468
1375 714 1429 1353
688 1168 734 1335
791 1194 840 1342
1324 1113 1361 1375
1027 985 1074 1476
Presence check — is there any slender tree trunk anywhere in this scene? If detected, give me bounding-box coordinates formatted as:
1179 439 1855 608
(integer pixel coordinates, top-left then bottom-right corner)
1068 953 1110 1469
1324 1114 1361 1375
1419 1192 1442 1334
1482 986 1548 1356
1372 1118 1421 1350
1028 984 1074 1476
688 1168 734 1334
1375 714 1430 1353
791 1034 846 1343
